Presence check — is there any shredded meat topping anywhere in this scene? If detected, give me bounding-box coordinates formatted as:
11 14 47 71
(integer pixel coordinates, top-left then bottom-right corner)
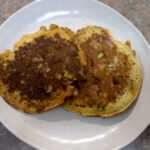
0 34 81 100
77 30 131 107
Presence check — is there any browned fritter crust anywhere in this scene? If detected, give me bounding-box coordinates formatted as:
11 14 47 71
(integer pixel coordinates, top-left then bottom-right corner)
0 25 85 114
63 26 142 117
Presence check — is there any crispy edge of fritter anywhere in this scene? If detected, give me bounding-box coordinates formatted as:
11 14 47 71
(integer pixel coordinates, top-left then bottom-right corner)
14 24 75 51
63 26 143 117
0 50 75 114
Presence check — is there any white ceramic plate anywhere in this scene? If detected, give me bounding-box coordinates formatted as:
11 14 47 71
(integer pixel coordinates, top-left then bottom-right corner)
0 0 150 149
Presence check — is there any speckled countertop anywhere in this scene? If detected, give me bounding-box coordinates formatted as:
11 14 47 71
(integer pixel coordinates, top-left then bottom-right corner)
0 0 150 150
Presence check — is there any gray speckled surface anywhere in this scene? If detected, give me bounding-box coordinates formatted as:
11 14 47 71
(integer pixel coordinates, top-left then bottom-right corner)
0 0 150 150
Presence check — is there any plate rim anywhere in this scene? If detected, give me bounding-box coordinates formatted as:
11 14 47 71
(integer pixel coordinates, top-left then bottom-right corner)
0 0 150 150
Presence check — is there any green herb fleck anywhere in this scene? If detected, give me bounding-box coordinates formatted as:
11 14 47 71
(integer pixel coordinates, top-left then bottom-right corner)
64 71 74 80
118 75 124 86
97 106 105 110
97 107 101 109
96 51 103 58
92 106 105 110
130 80 134 89
73 89 78 96
55 73 58 79
101 106 105 111
40 58 44 62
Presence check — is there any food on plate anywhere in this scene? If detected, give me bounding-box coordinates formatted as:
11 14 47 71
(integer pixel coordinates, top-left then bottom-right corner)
63 25 142 117
0 24 85 114
0 24 142 117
